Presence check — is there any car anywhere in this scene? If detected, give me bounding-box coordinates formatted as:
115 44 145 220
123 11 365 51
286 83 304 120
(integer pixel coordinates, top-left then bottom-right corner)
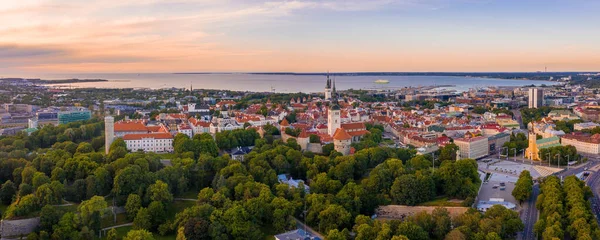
500 182 506 186
492 185 499 189
500 187 506 191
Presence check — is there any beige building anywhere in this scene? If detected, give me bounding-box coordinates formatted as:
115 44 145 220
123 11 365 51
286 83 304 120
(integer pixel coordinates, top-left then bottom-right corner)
561 133 600 155
454 136 489 159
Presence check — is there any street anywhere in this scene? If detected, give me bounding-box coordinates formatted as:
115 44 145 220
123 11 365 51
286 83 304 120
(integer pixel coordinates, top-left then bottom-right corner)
520 184 539 240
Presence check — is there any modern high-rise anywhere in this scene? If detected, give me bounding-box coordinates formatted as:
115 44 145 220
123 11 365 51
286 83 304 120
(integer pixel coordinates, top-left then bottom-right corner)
528 88 544 109
105 116 114 154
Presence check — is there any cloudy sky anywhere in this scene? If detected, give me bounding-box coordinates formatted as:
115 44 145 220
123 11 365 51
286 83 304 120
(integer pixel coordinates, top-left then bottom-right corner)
1 0 599 73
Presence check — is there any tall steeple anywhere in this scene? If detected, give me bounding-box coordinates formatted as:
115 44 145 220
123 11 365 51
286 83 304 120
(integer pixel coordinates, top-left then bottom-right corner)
332 78 337 99
325 71 331 89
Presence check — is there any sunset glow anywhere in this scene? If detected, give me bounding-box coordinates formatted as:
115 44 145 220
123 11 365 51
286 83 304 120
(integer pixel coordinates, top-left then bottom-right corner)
1 0 599 74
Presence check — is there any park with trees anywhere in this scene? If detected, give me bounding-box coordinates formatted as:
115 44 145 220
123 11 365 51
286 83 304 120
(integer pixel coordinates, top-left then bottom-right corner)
0 117 530 240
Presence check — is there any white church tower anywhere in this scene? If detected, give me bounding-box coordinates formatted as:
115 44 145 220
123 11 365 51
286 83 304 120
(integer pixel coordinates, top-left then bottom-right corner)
327 80 340 136
105 116 114 154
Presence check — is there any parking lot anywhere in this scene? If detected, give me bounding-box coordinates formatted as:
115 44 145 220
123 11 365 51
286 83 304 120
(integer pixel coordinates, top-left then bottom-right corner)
478 173 519 208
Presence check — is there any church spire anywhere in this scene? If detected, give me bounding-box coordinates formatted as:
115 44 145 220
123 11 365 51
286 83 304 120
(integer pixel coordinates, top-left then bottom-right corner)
326 71 331 89
332 77 336 98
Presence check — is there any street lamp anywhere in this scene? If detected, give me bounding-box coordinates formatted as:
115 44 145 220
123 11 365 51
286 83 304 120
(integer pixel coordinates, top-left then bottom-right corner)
548 152 551 167
567 155 570 170
556 154 561 169
513 148 517 161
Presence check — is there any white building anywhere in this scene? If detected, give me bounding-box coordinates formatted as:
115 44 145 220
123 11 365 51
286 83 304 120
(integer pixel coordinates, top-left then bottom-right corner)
123 133 174 153
455 136 489 159
561 133 600 155
209 118 243 134
177 123 193 138
574 122 600 131
189 117 211 135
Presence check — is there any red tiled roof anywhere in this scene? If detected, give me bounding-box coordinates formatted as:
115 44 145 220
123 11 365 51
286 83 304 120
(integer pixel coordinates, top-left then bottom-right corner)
347 130 369 137
341 122 366 130
280 118 290 126
114 122 148 132
333 128 352 140
123 133 173 140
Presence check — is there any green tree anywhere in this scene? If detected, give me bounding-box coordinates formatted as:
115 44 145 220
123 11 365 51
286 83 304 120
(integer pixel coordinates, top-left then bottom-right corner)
78 196 108 227
107 228 118 240
125 194 142 221
123 229 155 240
512 170 533 204
439 143 459 161
76 142 94 154
0 180 16 205
318 204 351 233
147 180 173 204
39 205 61 232
148 201 167 228
133 207 152 230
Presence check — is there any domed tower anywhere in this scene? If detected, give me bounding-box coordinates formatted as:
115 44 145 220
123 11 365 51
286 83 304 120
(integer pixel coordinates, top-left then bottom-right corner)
324 72 332 100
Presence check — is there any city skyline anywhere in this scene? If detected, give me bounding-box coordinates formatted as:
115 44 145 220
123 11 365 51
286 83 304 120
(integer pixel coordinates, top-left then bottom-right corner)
1 0 600 74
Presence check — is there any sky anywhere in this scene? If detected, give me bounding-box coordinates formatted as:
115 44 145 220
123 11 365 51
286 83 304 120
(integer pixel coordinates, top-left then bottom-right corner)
1 0 599 74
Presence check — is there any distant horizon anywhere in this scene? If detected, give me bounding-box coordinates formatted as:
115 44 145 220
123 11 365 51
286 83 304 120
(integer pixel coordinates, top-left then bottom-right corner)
4 70 600 77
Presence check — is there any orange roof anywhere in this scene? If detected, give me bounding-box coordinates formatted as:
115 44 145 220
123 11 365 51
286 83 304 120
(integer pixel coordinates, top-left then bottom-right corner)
280 118 290 126
333 128 352 140
347 130 369 137
298 130 309 138
341 122 366 130
122 133 173 140
114 122 148 132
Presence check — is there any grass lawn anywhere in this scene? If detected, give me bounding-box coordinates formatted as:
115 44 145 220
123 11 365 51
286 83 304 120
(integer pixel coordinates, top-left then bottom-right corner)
166 200 196 220
101 213 129 228
98 200 194 240
56 204 79 213
418 197 464 207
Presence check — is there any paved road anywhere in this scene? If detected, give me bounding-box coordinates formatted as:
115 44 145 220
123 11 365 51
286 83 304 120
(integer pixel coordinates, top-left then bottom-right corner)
520 184 539 240
511 109 525 129
585 161 600 224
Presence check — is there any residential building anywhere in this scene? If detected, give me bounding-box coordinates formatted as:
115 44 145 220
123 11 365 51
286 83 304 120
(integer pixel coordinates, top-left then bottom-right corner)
455 136 489 159
561 133 600 155
547 109 579 121
574 122 600 131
